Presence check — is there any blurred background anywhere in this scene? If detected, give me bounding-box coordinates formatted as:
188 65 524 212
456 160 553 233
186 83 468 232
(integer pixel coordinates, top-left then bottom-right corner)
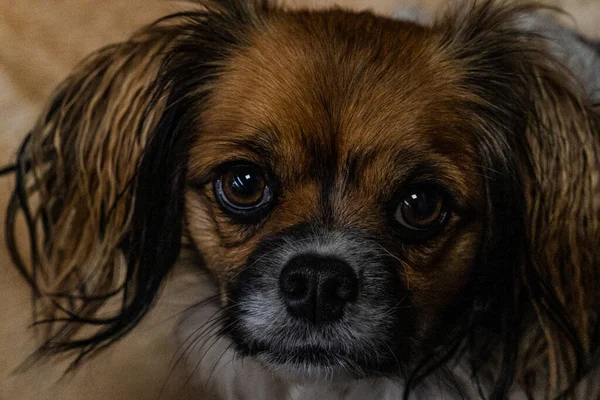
1 0 599 153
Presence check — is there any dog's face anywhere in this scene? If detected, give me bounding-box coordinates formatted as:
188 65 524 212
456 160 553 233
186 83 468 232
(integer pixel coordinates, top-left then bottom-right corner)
183 11 486 376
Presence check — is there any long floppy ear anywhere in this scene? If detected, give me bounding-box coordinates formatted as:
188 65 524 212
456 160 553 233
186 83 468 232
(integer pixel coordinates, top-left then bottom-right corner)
5 22 183 365
429 1 600 397
5 0 268 366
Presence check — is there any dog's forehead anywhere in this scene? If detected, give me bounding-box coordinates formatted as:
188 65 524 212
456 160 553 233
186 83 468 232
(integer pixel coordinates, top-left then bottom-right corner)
191 10 478 195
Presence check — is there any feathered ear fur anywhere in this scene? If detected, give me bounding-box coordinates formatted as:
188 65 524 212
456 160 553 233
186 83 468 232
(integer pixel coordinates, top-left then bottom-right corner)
5 23 179 364
4 0 269 366
427 1 600 397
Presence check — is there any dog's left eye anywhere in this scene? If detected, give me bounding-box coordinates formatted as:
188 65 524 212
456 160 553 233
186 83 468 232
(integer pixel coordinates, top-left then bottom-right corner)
215 163 273 217
394 188 449 233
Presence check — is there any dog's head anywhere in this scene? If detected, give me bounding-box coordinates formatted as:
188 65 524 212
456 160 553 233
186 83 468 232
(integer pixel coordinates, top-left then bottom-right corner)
183 4 494 378
6 0 600 397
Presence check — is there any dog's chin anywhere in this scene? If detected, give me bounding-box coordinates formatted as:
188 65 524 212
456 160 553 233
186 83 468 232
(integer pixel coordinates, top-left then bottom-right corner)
267 363 354 383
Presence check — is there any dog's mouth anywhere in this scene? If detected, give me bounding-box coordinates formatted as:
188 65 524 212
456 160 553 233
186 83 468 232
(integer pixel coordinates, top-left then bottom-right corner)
224 319 409 380
233 340 400 379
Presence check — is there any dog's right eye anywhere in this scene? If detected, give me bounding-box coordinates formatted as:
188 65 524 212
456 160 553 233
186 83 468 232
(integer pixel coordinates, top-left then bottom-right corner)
215 163 273 219
391 185 451 240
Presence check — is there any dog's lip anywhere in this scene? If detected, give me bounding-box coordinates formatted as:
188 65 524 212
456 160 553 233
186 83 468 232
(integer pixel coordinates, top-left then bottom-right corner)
228 326 405 376
244 341 352 366
246 341 400 379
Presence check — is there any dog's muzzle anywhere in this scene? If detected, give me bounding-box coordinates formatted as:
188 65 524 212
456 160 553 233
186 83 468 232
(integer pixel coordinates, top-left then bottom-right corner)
223 224 413 378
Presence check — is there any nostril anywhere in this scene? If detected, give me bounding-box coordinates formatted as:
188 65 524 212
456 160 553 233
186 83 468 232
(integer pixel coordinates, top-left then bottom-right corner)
280 271 308 300
330 272 359 303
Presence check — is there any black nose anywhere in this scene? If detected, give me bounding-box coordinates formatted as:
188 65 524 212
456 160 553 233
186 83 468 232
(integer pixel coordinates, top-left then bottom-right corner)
279 254 359 323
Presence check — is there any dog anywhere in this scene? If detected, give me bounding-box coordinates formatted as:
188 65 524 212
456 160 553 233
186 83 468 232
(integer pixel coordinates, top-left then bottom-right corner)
1 0 600 398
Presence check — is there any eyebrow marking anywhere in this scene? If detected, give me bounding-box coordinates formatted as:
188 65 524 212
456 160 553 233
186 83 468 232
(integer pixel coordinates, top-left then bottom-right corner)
221 135 277 162
342 148 378 189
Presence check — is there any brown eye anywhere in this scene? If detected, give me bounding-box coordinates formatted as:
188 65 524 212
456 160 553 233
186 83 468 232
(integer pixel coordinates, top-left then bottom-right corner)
215 163 272 216
395 189 448 231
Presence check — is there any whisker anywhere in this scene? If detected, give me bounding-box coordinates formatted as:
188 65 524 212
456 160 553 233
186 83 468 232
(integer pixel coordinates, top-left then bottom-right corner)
205 342 236 391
